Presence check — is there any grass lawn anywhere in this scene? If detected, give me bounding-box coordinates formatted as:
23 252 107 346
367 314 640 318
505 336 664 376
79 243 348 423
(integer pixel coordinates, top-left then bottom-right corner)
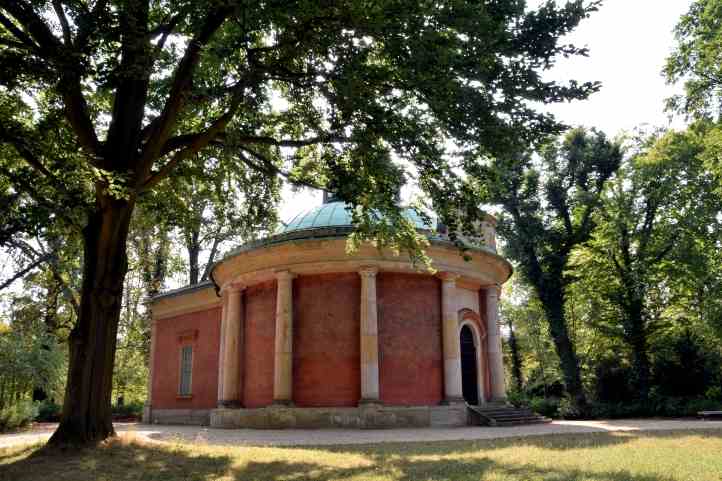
1 430 722 481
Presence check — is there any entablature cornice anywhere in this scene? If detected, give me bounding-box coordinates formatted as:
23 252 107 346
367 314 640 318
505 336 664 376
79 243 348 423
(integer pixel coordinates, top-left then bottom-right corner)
213 237 511 294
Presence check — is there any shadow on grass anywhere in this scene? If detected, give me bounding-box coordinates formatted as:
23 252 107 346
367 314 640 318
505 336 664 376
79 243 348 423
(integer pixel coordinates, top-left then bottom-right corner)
0 437 233 481
226 430 719 481
228 456 679 481
313 428 722 455
1 430 719 481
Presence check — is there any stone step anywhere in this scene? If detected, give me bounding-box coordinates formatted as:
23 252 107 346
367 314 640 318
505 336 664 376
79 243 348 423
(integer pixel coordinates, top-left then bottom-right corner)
494 418 552 427
475 412 535 419
474 409 532 416
467 404 551 427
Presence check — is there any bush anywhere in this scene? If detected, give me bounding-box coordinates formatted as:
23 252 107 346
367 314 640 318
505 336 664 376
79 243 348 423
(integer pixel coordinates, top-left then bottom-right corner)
557 397 585 419
36 400 62 422
528 397 560 418
683 398 721 417
652 330 722 398
705 386 722 401
0 401 39 432
111 400 144 420
506 389 529 408
589 401 648 419
593 357 635 403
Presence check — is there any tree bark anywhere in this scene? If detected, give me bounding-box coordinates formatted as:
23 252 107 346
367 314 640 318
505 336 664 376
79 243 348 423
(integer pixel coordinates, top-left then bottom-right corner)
506 317 524 391
540 288 587 410
48 195 135 446
187 229 201 285
626 296 651 401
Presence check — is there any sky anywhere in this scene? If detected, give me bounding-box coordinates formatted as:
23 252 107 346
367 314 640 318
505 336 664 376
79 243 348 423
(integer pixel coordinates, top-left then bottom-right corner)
278 0 695 221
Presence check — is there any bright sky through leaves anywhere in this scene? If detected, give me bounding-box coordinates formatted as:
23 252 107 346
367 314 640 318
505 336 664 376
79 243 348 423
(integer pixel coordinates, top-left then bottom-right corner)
279 0 694 220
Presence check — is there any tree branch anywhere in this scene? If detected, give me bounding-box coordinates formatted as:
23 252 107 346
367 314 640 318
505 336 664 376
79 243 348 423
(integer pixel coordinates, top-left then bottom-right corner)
52 0 72 45
0 255 50 291
141 89 243 191
0 12 36 49
0 1 62 55
160 132 349 157
140 6 233 166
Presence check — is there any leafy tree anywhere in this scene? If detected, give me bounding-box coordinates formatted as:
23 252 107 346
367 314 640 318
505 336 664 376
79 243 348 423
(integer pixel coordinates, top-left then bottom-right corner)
665 0 722 119
156 152 280 285
490 128 622 409
571 128 719 401
0 304 66 409
0 0 601 444
501 276 563 397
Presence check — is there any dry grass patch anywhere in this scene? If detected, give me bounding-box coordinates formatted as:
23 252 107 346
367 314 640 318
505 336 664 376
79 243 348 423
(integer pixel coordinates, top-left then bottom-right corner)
1 430 722 481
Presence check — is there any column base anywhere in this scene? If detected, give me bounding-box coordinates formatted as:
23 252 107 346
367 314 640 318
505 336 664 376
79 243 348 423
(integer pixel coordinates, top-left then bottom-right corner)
358 398 382 407
142 402 152 424
441 397 466 406
271 399 294 407
218 400 242 408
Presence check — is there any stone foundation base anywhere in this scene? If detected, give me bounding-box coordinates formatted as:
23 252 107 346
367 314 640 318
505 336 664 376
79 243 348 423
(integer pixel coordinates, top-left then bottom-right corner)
146 408 211 426
209 404 468 429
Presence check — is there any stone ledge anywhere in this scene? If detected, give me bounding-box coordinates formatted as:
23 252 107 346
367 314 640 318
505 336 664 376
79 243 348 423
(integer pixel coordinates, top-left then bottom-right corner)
147 408 211 426
209 404 469 429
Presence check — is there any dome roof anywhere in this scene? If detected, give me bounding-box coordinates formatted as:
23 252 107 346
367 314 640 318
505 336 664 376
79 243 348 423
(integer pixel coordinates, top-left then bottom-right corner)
277 201 435 236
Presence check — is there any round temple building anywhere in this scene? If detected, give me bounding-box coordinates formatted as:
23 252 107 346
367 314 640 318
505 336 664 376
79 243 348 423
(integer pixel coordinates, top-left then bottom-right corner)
144 199 513 428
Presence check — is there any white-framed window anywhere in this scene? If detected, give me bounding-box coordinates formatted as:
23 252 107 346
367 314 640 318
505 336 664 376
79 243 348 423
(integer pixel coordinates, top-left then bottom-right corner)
179 345 193 396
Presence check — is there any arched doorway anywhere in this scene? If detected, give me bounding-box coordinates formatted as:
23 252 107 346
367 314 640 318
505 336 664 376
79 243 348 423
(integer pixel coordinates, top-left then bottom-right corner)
460 325 479 405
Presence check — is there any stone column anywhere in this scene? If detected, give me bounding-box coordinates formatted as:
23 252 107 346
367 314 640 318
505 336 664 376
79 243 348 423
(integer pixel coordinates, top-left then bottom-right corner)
358 266 380 403
486 285 506 401
142 318 158 423
220 286 244 407
439 272 463 403
273 270 296 404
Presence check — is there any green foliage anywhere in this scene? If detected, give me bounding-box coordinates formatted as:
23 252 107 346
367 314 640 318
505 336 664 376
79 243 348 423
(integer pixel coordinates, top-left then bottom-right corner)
652 330 722 399
36 400 62 423
666 0 722 118
569 126 720 400
529 397 562 419
0 400 38 433
0 0 603 263
0 319 65 409
492 128 622 407
111 401 144 420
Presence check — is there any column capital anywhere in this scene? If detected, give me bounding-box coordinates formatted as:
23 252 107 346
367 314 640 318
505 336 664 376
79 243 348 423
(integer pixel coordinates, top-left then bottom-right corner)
221 283 245 295
358 265 379 277
275 269 297 281
437 271 460 283
485 284 501 298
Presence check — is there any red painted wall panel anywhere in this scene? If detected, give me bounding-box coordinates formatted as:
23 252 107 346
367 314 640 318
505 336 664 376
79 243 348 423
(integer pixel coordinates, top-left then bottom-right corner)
377 273 444 405
242 280 277 408
152 306 221 409
293 273 361 407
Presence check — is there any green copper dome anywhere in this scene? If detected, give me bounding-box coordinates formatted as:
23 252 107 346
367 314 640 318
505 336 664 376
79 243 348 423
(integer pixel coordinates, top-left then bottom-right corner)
277 201 435 236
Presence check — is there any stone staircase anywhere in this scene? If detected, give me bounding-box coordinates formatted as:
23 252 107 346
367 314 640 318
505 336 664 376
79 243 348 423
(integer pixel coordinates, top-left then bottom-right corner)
467 403 552 427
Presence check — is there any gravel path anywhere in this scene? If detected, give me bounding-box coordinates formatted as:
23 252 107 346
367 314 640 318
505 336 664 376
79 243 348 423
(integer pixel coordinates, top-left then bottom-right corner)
2 419 722 448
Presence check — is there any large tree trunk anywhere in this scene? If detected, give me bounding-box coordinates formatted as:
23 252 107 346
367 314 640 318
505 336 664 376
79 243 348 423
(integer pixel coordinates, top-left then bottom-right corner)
626 296 651 402
540 289 587 410
506 317 524 391
187 229 201 285
49 195 135 445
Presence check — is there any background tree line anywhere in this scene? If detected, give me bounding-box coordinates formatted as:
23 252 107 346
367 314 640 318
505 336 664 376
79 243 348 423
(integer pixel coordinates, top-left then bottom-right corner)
499 0 722 414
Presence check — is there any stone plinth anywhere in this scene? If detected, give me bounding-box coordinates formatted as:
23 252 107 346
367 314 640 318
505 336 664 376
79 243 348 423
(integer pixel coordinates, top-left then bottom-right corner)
209 404 468 429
